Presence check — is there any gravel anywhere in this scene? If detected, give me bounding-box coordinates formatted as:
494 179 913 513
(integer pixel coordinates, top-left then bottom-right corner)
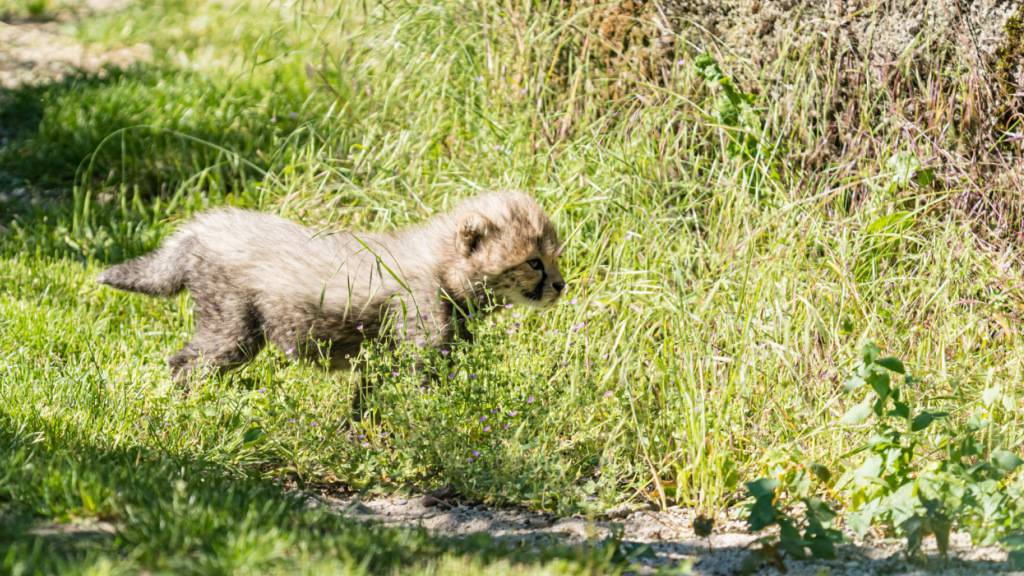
318 491 1017 575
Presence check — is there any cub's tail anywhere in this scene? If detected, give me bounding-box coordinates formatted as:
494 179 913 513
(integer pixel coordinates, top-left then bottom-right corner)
97 234 194 297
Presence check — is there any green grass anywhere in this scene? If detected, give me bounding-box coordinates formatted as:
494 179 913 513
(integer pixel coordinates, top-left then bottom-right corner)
2 0 1023 571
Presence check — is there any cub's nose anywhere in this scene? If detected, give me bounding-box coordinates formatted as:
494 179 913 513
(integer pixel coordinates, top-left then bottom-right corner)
552 281 565 293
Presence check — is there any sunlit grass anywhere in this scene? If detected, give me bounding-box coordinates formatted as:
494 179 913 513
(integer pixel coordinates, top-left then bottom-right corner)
2 0 1022 571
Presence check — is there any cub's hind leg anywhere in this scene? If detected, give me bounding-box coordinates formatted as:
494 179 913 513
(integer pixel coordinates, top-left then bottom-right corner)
169 292 266 384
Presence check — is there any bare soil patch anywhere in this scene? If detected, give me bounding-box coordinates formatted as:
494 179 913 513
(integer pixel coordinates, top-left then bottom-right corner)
317 491 1016 575
0 1 149 89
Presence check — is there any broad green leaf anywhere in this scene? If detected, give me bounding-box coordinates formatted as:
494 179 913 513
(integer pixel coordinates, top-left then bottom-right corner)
1003 533 1024 549
809 463 831 483
916 167 936 187
872 395 887 417
778 520 806 559
804 497 837 524
853 454 883 481
992 449 1023 472
982 386 1002 407
746 477 779 499
845 510 873 538
794 470 812 498
887 153 921 189
841 317 854 333
886 483 919 528
841 400 872 425
865 211 912 234
875 356 905 374
861 342 881 365
805 535 837 560
867 432 893 450
911 411 944 432
865 369 891 399
844 374 865 392
747 499 777 531
243 427 265 444
967 411 989 431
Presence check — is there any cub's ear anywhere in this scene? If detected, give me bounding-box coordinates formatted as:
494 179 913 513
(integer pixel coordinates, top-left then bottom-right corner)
458 212 495 256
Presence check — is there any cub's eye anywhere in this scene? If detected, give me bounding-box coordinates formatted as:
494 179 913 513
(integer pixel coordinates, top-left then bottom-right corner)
527 258 544 270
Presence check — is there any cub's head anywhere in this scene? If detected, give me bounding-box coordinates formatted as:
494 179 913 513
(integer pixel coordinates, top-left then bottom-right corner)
453 191 564 308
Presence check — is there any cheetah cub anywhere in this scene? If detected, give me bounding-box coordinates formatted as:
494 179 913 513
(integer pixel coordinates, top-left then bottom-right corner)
97 192 565 382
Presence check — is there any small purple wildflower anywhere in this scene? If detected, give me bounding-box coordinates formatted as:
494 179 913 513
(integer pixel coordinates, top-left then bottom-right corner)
448 372 456 380
392 371 400 377
490 408 497 414
504 303 513 309
604 390 614 399
472 450 480 457
569 297 578 305
440 349 450 356
479 415 487 422
356 323 364 332
468 457 475 463
483 425 491 432
311 421 319 427
361 441 370 448
573 322 586 333
257 387 266 394
527 395 535 404
469 373 478 380
507 410 518 417
503 424 510 430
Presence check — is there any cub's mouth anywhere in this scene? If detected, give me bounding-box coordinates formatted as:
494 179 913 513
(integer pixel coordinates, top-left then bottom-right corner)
524 280 545 302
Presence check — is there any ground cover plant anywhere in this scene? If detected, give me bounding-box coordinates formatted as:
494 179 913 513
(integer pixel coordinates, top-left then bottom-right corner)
743 343 1024 570
2 0 1023 572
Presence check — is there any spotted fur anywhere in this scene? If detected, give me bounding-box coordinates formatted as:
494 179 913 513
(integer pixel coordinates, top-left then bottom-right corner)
97 191 564 382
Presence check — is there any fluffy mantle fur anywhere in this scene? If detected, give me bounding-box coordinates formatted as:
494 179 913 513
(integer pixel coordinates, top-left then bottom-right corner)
97 191 565 383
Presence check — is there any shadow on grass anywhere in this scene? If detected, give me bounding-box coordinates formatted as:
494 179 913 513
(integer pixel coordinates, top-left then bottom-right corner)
0 423 633 574
0 61 289 189
0 61 310 261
